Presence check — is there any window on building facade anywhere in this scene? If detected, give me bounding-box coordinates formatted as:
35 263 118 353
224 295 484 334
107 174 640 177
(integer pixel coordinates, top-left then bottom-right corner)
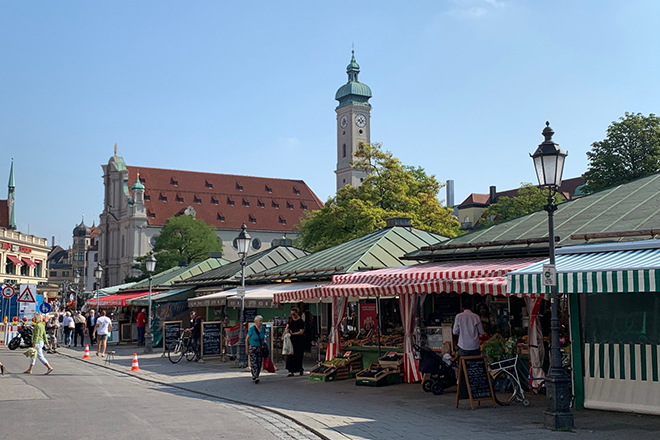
144 194 151 201
217 213 226 222
287 202 294 210
78 252 84 261
249 215 256 224
279 216 287 225
236 182 243 191
272 201 279 209
50 270 57 278
300 203 307 210
170 178 178 186
242 199 249 207
258 200 265 208
293 187 301 195
212 197 219 205
252 238 262 250
265 185 272 193
205 180 213 189
227 198 235 206
176 195 184 203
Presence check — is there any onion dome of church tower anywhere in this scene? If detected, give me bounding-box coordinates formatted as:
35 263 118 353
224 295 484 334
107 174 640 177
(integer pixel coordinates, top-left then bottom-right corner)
131 173 145 191
335 50 372 109
73 218 92 237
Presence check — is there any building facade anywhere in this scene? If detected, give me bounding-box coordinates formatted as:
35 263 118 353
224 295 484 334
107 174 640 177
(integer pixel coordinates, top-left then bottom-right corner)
98 149 323 287
335 51 372 190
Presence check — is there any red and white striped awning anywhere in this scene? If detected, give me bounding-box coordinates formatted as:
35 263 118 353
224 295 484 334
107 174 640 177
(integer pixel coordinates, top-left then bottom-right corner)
274 258 544 303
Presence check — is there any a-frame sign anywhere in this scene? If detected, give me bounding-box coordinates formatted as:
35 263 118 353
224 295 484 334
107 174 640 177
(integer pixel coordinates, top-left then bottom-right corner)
17 284 37 303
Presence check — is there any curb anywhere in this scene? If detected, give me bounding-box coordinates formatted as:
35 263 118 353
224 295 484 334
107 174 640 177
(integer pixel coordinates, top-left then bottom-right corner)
60 351 339 440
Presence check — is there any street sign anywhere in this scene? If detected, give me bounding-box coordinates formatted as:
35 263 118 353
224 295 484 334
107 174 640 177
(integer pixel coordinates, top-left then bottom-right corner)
39 302 52 314
2 285 15 299
542 264 557 287
17 284 37 302
236 286 245 298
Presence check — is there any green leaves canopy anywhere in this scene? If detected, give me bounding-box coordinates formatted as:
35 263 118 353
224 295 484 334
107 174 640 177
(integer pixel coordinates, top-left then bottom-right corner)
583 112 660 194
479 184 562 227
295 143 460 252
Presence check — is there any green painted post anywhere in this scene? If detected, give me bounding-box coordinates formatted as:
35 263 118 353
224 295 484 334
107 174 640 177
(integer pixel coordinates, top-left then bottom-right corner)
569 293 584 409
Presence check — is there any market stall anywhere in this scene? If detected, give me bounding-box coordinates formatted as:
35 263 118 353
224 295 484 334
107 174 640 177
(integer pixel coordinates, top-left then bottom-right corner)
86 291 150 343
275 257 546 383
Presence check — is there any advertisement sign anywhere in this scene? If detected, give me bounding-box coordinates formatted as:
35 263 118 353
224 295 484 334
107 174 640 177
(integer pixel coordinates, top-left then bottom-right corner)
359 302 377 331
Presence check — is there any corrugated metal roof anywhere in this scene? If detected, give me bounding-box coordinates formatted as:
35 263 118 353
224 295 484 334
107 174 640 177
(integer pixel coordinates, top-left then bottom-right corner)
408 173 660 261
177 246 308 286
127 257 229 289
247 226 448 282
127 287 195 306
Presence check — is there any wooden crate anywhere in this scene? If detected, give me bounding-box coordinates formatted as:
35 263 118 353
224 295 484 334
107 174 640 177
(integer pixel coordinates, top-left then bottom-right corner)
378 352 404 371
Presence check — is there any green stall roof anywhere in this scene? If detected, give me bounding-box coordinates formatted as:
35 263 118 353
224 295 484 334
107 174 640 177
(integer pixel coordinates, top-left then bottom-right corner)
127 287 195 306
126 257 230 290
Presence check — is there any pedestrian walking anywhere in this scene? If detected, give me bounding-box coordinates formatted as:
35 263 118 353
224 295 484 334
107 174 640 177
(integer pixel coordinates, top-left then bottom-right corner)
62 311 74 347
136 308 147 346
189 311 203 360
246 315 265 384
93 310 113 357
24 313 54 375
284 307 305 376
0 359 5 375
73 311 86 347
46 312 60 354
86 309 96 346
452 305 485 357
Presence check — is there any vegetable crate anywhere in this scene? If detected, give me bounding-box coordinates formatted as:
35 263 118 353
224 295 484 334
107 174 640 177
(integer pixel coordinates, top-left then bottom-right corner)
356 363 403 387
378 352 404 372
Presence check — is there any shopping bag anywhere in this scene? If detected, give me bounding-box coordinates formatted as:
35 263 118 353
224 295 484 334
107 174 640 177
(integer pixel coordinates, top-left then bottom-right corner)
282 333 294 356
263 357 276 373
23 347 37 359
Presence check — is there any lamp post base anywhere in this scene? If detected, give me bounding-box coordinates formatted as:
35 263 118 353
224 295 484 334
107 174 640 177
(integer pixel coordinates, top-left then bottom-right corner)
543 373 574 430
144 333 154 354
237 340 247 368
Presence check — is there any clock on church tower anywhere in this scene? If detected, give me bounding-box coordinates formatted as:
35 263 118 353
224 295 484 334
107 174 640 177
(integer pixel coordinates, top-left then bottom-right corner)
334 50 372 191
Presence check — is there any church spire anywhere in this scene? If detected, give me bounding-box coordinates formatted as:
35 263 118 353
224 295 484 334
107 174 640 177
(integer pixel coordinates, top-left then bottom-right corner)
346 49 360 82
7 159 16 229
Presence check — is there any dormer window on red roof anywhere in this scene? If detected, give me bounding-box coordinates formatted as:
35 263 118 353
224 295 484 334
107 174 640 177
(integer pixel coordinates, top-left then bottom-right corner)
293 187 301 195
236 182 244 191
300 202 307 210
194 195 202 204
287 201 294 210
217 213 225 222
258 200 265 208
176 194 184 203
227 198 235 206
170 178 178 186
211 197 219 205
205 180 213 189
272 201 279 209
249 214 256 224
265 185 273 193
242 199 250 207
279 216 287 225
144 194 151 202
159 193 168 202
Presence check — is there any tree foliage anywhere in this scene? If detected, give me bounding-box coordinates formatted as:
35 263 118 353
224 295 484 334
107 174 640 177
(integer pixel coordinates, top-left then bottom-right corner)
479 184 563 228
583 112 660 193
127 214 222 282
295 143 460 252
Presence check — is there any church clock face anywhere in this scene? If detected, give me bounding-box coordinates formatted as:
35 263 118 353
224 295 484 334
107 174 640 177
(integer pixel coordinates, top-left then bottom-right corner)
355 114 367 128
340 115 348 129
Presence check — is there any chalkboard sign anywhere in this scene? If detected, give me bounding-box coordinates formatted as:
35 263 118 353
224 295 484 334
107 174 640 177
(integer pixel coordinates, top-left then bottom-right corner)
455 356 496 410
202 321 222 357
244 308 258 323
163 321 182 353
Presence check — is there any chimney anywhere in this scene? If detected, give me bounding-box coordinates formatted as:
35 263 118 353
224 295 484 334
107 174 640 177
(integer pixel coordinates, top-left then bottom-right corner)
446 180 455 208
209 251 223 259
52 236 55 247
271 237 293 248
489 186 497 204
386 217 412 228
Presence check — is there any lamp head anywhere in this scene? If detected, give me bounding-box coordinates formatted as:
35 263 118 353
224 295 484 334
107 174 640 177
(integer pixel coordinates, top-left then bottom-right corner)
146 252 157 274
94 264 103 281
530 122 567 189
236 223 251 257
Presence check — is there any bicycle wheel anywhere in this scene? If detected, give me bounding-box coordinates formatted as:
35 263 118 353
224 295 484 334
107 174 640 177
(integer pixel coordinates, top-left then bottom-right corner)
168 341 184 364
491 369 519 406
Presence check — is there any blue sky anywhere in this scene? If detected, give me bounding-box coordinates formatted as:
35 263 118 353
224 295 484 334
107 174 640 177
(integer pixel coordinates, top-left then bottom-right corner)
1 0 658 247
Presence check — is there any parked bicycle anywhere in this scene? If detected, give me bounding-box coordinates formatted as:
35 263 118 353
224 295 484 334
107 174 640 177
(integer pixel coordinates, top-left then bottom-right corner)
167 328 198 364
489 355 533 406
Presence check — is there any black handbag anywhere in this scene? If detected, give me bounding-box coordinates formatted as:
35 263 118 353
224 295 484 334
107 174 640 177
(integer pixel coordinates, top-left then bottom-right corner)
256 326 269 358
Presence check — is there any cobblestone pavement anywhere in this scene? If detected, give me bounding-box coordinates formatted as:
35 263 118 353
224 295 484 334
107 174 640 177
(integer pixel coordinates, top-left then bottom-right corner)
55 344 660 440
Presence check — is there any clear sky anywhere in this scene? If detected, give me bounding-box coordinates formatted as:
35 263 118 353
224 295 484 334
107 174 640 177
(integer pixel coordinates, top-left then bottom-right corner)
1 0 658 248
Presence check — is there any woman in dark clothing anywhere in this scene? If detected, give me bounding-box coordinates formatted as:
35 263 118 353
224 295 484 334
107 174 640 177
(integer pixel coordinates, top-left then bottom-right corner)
285 307 305 376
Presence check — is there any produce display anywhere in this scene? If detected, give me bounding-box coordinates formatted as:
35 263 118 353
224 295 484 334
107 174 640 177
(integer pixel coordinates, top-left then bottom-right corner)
356 364 387 378
342 333 403 348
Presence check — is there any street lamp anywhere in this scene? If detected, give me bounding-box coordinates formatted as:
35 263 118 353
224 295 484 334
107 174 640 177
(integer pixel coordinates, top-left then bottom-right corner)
235 223 251 368
94 264 103 311
144 252 157 354
74 272 80 310
531 122 573 430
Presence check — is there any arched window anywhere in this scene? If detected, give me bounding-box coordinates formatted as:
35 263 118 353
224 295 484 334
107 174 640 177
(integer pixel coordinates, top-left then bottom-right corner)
342 144 347 158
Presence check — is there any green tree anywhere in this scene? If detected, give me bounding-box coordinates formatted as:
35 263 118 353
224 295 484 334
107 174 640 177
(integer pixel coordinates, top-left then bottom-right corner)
126 214 222 282
295 143 460 252
479 184 563 227
583 112 660 193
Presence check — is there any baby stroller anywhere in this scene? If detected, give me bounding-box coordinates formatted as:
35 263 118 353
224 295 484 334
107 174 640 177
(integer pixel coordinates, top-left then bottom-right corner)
415 344 456 395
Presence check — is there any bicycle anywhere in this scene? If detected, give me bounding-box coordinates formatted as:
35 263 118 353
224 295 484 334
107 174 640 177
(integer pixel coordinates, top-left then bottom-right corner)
167 328 198 364
489 355 531 407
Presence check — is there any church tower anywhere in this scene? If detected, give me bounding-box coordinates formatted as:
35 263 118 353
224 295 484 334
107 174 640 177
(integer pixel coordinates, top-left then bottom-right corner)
7 160 16 229
335 50 372 191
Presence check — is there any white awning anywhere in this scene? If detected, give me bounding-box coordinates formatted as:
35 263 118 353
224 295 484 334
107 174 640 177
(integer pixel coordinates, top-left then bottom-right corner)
224 282 331 308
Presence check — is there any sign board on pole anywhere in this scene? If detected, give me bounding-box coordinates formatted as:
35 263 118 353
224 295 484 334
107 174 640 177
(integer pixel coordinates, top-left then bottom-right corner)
236 286 245 298
2 285 15 299
39 302 52 314
17 285 37 303
542 264 557 287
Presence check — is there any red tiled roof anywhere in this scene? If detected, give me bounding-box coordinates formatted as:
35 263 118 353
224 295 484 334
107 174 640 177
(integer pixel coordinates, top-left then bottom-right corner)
127 166 323 231
457 193 490 207
0 200 8 228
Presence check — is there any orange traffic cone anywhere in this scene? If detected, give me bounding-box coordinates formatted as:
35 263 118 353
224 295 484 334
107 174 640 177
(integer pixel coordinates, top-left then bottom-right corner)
83 345 90 360
131 353 140 372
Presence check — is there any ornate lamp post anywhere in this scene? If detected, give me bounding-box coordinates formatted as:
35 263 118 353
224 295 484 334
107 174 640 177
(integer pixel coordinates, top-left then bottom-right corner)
73 272 81 310
94 264 103 311
235 223 251 368
144 252 157 354
531 122 573 430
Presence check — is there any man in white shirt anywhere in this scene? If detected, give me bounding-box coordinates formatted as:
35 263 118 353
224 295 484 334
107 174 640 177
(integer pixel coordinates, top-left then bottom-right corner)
452 306 485 357
93 310 113 357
